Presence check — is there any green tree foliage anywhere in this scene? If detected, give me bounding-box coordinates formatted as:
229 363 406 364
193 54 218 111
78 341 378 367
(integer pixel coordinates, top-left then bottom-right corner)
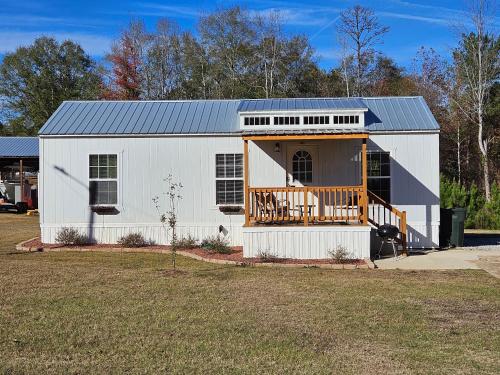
440 176 500 229
0 37 102 135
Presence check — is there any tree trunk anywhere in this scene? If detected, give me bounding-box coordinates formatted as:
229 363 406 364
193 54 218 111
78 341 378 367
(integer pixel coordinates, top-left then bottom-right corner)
478 113 491 201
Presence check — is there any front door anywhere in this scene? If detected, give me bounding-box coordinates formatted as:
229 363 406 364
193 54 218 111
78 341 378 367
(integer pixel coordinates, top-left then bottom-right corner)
286 145 320 220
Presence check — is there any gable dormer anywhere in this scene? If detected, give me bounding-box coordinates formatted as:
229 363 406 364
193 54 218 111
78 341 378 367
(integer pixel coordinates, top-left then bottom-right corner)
238 98 368 131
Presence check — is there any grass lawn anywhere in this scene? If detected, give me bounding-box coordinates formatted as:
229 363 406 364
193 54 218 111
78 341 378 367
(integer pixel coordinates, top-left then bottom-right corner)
0 215 499 374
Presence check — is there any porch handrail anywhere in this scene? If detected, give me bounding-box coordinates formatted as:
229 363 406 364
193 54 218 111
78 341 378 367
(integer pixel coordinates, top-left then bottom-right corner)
367 190 407 251
248 185 364 225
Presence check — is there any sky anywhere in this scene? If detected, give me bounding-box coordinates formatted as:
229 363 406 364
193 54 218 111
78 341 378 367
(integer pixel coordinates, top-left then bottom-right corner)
0 0 498 70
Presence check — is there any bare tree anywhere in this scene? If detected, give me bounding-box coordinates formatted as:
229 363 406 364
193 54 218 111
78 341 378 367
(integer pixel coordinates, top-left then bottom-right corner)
253 11 282 98
337 5 389 96
452 0 499 200
338 37 353 97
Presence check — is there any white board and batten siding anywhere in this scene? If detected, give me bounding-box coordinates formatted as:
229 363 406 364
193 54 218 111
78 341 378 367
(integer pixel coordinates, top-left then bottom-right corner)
40 136 246 245
369 133 440 248
40 131 439 253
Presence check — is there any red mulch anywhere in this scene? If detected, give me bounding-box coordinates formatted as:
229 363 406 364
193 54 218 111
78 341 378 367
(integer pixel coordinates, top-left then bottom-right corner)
21 238 365 266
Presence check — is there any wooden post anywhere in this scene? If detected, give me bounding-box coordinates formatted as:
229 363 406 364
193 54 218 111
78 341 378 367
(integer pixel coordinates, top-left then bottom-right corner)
19 159 24 203
303 187 309 226
243 140 250 226
401 210 407 255
361 139 368 224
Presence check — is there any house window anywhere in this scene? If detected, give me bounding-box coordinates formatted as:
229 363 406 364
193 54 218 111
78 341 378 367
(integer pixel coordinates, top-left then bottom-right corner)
367 151 391 202
333 115 359 125
216 154 243 205
89 154 118 205
273 116 300 125
292 150 313 183
303 116 329 125
244 116 270 125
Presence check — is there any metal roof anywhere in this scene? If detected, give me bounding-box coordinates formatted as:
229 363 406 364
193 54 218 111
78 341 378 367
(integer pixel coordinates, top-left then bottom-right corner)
238 98 366 112
39 97 439 136
0 137 39 158
39 100 241 135
363 97 439 131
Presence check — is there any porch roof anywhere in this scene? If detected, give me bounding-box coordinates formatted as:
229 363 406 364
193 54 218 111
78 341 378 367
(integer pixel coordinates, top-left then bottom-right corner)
242 128 368 140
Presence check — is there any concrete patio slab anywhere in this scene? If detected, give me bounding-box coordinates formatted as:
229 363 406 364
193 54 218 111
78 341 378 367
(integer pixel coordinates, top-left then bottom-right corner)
374 246 500 276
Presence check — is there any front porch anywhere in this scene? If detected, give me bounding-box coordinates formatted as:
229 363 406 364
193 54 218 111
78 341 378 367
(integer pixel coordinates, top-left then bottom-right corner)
240 132 407 258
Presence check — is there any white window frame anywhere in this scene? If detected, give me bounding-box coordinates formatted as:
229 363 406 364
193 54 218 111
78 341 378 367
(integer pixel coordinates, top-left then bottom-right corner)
239 109 367 130
88 153 119 206
215 153 244 206
292 150 313 184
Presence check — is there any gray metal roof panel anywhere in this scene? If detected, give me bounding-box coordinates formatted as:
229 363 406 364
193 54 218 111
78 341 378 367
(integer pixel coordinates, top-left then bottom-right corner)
363 97 439 131
238 97 367 112
0 137 39 157
39 97 439 135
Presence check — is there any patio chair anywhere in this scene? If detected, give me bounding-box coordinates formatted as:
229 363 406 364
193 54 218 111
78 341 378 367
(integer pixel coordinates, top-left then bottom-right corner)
254 192 289 221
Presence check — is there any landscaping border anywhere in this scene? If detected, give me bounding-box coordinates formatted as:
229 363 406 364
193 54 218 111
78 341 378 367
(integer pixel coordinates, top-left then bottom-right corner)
15 238 375 270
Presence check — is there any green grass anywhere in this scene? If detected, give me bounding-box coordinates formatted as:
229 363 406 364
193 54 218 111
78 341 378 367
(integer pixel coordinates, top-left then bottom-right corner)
0 215 499 374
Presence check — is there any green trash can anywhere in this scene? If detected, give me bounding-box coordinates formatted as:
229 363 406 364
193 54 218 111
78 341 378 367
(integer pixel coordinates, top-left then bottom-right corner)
450 208 466 247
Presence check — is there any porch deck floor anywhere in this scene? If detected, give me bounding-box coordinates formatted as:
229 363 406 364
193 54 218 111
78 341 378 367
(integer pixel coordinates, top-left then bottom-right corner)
250 220 364 227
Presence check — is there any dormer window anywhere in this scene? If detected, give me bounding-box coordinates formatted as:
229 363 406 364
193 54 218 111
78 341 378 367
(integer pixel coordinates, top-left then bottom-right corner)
333 115 359 125
240 110 365 129
244 116 270 126
303 116 330 125
274 116 300 125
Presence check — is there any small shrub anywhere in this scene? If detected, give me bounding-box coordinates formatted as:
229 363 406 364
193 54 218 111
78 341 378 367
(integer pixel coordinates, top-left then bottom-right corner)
117 232 148 248
172 234 199 249
200 235 232 254
257 250 278 263
328 246 353 264
55 227 89 246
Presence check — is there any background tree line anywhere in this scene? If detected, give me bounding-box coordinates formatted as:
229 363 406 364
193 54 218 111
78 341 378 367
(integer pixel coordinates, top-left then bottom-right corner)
0 2 498 227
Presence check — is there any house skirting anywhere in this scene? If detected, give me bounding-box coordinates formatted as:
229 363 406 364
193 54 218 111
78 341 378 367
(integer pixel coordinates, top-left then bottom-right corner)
40 222 244 246
242 225 371 259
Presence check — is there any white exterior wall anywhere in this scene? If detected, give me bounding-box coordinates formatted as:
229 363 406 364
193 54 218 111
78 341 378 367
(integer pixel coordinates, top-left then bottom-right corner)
40 136 247 245
369 133 440 248
40 131 440 251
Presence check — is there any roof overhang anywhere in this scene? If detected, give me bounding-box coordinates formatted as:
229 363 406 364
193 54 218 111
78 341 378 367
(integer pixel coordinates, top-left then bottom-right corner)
242 130 368 141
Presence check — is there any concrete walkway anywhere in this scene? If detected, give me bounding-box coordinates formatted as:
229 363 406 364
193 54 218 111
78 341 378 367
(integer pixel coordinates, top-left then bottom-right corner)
374 246 500 277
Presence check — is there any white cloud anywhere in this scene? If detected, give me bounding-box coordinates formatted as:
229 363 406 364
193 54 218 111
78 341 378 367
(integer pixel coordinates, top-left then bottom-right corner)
0 31 113 56
377 11 452 26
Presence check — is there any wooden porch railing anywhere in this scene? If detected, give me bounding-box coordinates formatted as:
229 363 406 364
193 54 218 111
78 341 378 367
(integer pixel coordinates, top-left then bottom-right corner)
367 190 407 251
248 186 364 225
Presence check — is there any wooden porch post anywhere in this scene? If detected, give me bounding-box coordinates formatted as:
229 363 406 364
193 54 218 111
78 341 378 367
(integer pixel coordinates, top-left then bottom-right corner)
401 210 408 255
243 139 250 226
19 159 24 203
361 139 368 224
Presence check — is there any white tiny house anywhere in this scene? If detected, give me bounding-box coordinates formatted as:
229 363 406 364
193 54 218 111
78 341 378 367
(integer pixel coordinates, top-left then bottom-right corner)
39 97 440 259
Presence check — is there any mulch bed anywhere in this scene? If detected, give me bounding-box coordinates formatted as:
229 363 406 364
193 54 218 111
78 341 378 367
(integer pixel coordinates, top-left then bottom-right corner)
20 238 367 266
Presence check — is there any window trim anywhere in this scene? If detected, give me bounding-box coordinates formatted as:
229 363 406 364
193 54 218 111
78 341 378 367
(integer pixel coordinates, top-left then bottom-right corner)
215 153 244 206
88 153 119 207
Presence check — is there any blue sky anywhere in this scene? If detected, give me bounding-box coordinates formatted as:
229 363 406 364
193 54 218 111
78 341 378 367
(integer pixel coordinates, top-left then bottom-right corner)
0 0 498 70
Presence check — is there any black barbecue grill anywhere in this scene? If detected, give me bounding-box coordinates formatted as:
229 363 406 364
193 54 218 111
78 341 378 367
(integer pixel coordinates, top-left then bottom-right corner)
377 224 401 258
